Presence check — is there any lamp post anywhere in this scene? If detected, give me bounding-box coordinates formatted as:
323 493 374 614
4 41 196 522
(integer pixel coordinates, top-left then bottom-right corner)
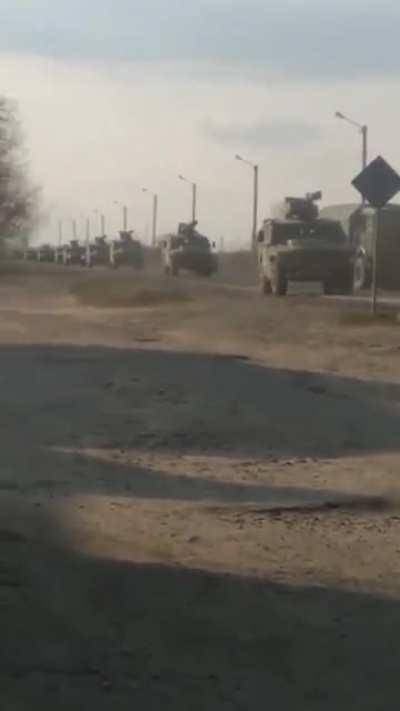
235 154 259 251
142 188 158 247
178 174 197 223
94 210 106 236
335 111 368 171
58 219 63 247
114 201 128 232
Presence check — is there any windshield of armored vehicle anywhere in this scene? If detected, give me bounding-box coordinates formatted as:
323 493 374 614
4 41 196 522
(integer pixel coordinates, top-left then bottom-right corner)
185 235 210 250
272 220 346 245
306 221 347 243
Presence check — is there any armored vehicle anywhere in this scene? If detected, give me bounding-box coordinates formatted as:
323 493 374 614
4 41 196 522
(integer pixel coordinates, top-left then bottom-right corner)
321 203 400 291
65 240 86 266
257 192 354 296
37 244 56 263
90 236 112 267
113 231 145 270
161 221 218 277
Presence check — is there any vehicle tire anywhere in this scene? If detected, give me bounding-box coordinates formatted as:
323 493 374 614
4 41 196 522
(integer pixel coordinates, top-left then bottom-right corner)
271 266 288 296
171 263 179 277
353 255 370 291
260 276 272 295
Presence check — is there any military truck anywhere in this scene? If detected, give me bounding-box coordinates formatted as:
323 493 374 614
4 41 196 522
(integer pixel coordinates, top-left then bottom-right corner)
161 221 218 277
257 192 354 296
113 231 145 270
321 203 400 291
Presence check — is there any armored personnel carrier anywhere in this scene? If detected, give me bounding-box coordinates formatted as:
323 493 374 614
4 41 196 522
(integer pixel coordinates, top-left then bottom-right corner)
90 236 111 267
161 221 218 277
257 192 354 296
321 203 400 291
65 240 86 266
37 244 56 263
113 231 145 270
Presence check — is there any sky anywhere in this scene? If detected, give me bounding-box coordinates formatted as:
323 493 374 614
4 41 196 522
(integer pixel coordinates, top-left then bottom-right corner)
0 0 399 246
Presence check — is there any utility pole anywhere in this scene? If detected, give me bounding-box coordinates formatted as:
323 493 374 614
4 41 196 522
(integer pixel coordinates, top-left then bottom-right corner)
142 188 159 247
335 112 368 205
152 194 158 247
253 164 259 252
192 183 197 223
179 175 197 224
235 155 259 252
371 208 379 315
362 125 368 170
85 218 91 267
123 205 128 232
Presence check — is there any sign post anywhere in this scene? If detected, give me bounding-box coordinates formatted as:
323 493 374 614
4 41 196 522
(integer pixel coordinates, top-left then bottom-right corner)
352 156 400 314
371 209 379 315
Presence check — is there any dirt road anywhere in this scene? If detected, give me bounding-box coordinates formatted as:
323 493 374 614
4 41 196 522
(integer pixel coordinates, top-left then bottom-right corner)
2 263 400 709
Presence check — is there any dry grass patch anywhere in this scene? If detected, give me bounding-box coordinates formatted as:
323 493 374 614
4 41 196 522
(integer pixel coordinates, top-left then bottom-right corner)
71 277 193 308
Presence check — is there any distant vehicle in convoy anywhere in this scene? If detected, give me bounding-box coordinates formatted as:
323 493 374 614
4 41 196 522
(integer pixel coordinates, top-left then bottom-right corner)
113 231 145 270
90 236 111 267
65 240 86 266
160 221 218 277
37 244 56 263
257 192 355 296
320 203 400 291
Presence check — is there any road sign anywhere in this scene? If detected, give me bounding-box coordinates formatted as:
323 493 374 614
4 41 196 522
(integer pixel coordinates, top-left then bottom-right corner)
352 156 400 208
352 156 400 315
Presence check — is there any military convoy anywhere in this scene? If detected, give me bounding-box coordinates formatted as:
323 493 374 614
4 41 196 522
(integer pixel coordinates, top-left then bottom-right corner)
160 221 218 277
14 193 400 296
257 192 355 296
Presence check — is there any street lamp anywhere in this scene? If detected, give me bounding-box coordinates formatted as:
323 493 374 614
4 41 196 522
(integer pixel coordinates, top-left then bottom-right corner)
178 174 197 223
142 188 158 248
235 154 259 251
57 219 63 247
93 209 106 236
113 201 128 232
335 111 368 170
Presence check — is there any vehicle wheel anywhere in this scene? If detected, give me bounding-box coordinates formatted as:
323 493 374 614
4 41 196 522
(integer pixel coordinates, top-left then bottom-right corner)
271 266 288 296
260 276 272 295
353 255 370 291
171 264 179 277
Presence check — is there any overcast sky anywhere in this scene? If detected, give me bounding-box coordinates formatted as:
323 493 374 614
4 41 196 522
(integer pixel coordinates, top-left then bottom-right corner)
0 0 399 245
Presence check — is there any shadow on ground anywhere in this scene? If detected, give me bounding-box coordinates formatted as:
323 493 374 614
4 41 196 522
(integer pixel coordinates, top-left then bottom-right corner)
0 343 398 508
0 343 399 459
1 500 399 710
1 343 400 708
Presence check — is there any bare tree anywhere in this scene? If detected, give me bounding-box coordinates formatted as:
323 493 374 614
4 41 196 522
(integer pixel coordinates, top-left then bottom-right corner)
0 97 40 246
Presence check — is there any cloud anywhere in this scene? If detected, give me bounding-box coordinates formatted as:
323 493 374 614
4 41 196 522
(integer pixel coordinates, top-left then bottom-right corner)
1 1 400 79
204 119 322 149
